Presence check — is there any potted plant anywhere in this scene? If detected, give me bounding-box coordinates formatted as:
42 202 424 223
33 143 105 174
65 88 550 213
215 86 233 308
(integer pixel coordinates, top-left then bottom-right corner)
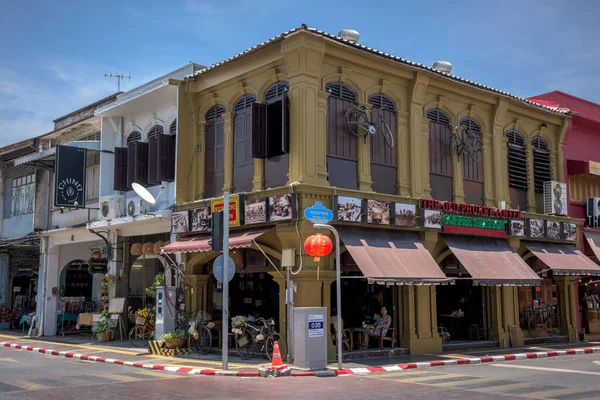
93 310 111 342
163 329 187 349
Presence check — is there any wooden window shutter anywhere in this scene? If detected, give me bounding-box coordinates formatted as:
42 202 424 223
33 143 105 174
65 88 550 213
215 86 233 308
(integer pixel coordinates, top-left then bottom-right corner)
127 141 137 189
251 103 267 159
158 134 176 182
234 112 246 167
147 136 160 186
506 131 528 190
532 137 551 193
132 141 149 186
114 147 129 191
215 118 225 172
282 91 290 154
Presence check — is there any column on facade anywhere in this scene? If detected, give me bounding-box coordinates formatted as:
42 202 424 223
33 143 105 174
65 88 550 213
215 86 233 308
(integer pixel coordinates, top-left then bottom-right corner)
492 99 509 206
486 286 523 347
357 103 373 192
452 144 465 204
41 241 60 336
282 33 328 186
397 111 411 196
195 120 206 200
409 72 429 198
222 112 233 193
525 143 536 212
482 131 495 206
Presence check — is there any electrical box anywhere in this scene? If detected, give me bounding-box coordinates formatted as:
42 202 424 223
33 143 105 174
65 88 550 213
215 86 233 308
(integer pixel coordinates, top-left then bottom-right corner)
292 307 327 370
154 286 177 340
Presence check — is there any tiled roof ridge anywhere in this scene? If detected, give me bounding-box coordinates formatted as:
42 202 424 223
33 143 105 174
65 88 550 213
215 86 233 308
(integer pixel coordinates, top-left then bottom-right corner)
185 25 570 117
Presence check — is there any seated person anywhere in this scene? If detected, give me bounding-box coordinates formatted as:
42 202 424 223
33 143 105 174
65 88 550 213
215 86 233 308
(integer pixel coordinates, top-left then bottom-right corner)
363 306 391 347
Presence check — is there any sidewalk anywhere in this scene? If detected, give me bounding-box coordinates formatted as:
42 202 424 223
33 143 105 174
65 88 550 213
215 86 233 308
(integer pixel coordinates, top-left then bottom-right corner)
2 330 599 378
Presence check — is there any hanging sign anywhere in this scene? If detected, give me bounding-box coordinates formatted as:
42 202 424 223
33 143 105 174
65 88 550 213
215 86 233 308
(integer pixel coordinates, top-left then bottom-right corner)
54 145 87 208
88 258 109 274
211 194 243 227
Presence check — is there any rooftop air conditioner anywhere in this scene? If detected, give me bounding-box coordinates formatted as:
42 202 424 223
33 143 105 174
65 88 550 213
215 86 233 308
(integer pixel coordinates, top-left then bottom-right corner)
587 197 600 228
543 181 567 216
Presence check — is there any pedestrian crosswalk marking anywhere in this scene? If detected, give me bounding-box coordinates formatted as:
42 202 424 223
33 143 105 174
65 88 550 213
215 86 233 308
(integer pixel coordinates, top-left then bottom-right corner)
476 381 541 393
492 363 600 376
426 376 496 387
9 380 48 391
368 372 463 384
58 376 95 386
97 373 154 382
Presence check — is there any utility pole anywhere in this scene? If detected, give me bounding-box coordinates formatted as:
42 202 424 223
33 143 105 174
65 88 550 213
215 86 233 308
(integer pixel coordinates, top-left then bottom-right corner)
104 73 131 92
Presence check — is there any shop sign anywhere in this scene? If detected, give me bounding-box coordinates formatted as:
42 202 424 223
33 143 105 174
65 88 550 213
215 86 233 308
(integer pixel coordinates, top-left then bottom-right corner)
54 145 87 208
211 194 243 227
590 160 600 176
304 201 333 224
88 258 109 274
442 215 507 231
421 199 522 220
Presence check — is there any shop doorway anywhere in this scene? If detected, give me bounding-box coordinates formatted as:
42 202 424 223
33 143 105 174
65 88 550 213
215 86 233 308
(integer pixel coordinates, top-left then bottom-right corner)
57 260 95 334
207 249 281 331
127 256 164 313
437 254 487 342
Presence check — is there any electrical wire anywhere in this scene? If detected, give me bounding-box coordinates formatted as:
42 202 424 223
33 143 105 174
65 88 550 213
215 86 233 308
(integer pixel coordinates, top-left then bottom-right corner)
289 182 303 276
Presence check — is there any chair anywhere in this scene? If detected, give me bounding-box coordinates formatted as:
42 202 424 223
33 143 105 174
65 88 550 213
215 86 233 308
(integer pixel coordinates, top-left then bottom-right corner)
331 316 353 352
438 325 451 343
376 323 397 350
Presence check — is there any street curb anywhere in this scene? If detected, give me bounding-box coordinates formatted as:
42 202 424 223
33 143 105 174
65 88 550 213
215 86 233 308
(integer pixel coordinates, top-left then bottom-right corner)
3 341 600 378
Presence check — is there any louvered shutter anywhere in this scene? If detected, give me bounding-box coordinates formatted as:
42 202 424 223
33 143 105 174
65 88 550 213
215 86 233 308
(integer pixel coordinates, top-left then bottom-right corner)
215 118 225 172
234 112 246 168
507 131 528 190
532 138 551 193
127 142 137 189
133 141 149 186
251 103 267 159
282 91 290 154
114 147 129 191
147 136 160 185
158 134 176 182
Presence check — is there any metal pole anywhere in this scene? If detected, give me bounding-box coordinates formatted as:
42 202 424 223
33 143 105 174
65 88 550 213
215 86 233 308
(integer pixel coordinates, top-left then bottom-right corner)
286 266 293 362
313 224 342 370
222 192 230 370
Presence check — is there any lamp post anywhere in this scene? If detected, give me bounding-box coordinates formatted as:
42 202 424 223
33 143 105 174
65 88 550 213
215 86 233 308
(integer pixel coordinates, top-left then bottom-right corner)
312 223 342 370
222 192 230 370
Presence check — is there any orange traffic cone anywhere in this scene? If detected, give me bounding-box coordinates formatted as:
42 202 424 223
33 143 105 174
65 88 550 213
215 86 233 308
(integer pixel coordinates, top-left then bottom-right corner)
271 341 284 369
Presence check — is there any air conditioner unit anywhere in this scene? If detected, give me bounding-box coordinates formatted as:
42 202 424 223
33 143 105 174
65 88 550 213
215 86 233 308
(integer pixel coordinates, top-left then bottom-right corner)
126 197 142 217
99 195 118 220
543 181 567 216
587 197 600 228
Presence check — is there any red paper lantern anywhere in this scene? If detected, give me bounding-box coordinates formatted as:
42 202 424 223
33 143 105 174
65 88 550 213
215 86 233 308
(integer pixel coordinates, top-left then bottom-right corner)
304 234 333 261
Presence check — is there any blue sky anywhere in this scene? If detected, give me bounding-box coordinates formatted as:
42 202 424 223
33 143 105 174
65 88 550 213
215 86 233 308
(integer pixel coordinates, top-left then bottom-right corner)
0 0 598 146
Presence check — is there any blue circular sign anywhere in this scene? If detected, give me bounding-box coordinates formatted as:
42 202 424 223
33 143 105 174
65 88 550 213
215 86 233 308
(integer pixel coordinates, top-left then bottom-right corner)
213 255 236 283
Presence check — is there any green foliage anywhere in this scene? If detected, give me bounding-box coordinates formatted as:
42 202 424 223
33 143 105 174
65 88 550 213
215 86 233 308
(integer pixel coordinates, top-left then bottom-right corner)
145 274 165 299
162 329 186 339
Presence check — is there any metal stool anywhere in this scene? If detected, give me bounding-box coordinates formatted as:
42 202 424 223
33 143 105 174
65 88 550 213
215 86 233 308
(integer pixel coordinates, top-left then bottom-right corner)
469 324 480 341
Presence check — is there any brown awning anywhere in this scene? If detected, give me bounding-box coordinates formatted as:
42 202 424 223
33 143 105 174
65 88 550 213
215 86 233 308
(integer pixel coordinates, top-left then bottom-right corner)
584 232 600 262
525 242 600 276
337 227 452 285
443 235 541 286
161 229 268 255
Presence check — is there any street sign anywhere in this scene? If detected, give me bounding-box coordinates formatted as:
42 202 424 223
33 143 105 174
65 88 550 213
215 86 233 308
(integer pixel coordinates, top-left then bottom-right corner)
308 314 324 338
213 255 235 283
304 202 333 224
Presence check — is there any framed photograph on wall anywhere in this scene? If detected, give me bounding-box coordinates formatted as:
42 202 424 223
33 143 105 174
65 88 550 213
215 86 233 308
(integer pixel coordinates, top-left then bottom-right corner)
564 223 577 241
546 220 562 240
526 219 546 239
190 207 210 232
245 198 268 225
268 193 296 221
334 196 363 223
422 209 442 230
367 199 391 225
171 211 190 234
509 220 525 237
394 203 416 227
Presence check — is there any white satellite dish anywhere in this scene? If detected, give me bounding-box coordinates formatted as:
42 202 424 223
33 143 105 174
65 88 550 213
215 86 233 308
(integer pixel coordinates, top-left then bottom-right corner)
132 183 156 205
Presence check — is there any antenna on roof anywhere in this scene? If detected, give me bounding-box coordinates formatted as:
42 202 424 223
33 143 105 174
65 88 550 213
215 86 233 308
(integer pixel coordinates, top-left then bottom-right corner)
104 73 131 92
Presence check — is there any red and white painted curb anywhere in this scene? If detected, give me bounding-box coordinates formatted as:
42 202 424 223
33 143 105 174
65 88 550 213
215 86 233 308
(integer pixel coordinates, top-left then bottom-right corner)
2 341 600 378
335 346 600 376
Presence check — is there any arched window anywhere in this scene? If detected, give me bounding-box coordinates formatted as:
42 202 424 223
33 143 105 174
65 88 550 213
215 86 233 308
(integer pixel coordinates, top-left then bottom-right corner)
532 137 551 193
169 119 177 135
127 131 141 144
369 94 397 194
427 109 453 201
233 94 256 193
325 82 358 190
263 82 289 190
460 118 483 205
506 130 528 210
205 105 226 198
147 125 164 139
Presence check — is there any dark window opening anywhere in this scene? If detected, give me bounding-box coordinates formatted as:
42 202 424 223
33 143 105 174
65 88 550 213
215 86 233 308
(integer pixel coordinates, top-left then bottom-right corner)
428 109 453 201
261 82 290 189
147 125 164 139
205 105 226 198
326 82 358 189
369 94 397 195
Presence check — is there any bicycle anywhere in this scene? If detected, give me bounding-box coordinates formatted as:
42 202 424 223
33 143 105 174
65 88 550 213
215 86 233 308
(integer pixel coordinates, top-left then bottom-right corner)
528 307 563 338
345 104 394 148
450 125 482 161
189 311 213 354
232 317 287 361
128 313 155 347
